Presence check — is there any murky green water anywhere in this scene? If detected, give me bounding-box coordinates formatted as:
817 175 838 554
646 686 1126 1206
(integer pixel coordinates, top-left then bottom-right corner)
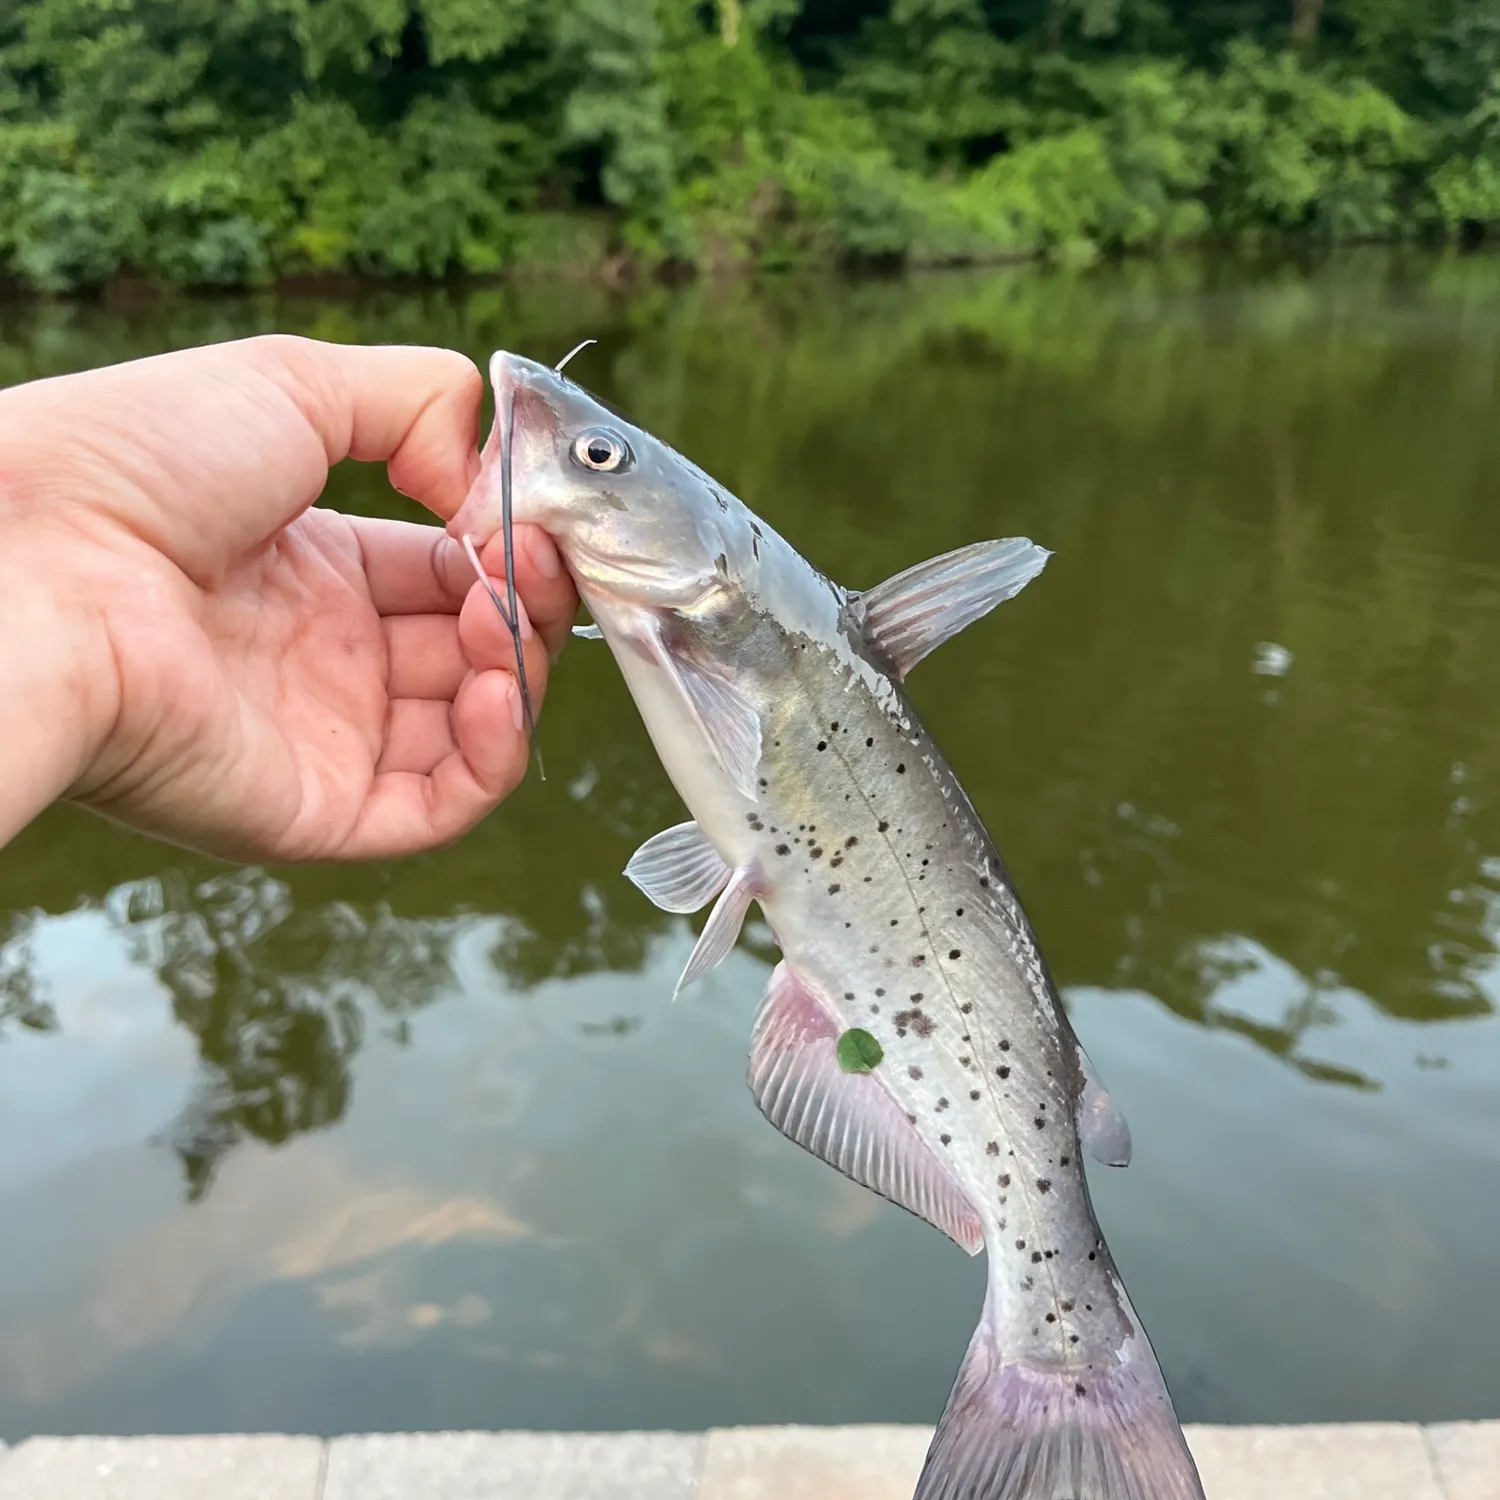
1 251 1498 1440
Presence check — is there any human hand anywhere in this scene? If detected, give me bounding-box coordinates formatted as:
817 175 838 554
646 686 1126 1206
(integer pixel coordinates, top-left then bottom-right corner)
0 335 577 861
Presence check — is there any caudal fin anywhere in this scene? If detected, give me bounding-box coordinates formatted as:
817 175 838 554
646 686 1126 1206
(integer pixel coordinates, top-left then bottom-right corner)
913 1292 1205 1500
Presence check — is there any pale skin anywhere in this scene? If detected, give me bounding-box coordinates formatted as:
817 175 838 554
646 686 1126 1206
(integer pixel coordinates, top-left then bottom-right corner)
0 334 578 860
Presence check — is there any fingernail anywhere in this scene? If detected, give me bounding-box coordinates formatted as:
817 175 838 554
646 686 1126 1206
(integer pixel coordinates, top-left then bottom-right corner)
526 529 563 580
507 675 525 733
514 592 535 643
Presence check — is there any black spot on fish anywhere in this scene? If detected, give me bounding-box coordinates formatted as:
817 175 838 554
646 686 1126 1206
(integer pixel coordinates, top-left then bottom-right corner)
1037 1178 1052 1193
1045 1250 1056 1259
1088 1252 1097 1261
960 1002 973 1014
817 741 827 752
1069 1335 1080 1345
1031 1251 1043 1264
909 992 924 1004
956 906 965 917
810 846 823 859
1034 1117 1047 1130
869 1004 880 1015
775 844 790 856
949 949 962 961
1061 1301 1074 1312
758 778 768 789
997 1066 1011 1080
987 1143 1000 1156
845 836 858 848
831 722 839 732
935 1097 949 1112
890 919 899 928
843 991 855 1000
875 987 885 997
911 954 925 967
830 856 843 868
1015 1239 1026 1250
999 1040 1011 1052
906 1113 917 1124
999 1173 1011 1187
877 820 889 832
866 737 874 747
828 883 842 895
958 1056 971 1067
896 763 906 774
1060 1155 1071 1167
908 1066 923 1080
980 877 990 888
893 1010 934 1038
969 1090 981 1101
1046 1313 1057 1324
1022 1277 1034 1291
940 1133 951 1145
1075 1383 1087 1397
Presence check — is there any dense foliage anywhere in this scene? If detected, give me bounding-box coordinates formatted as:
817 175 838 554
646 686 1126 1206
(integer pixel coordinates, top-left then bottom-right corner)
4 0 1500 290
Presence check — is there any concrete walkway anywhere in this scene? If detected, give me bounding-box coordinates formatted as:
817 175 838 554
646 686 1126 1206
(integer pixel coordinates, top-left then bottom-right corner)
0 1422 1493 1498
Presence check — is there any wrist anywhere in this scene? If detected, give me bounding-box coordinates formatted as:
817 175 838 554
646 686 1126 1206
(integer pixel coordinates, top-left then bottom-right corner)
0 528 120 847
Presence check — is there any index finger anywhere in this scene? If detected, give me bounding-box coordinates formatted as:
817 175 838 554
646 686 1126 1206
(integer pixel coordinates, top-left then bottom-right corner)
249 335 485 520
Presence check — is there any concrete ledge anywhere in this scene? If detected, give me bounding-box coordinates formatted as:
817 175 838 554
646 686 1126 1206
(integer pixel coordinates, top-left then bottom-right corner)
0 1423 1492 1498
323 1432 702 1500
0 1435 323 1499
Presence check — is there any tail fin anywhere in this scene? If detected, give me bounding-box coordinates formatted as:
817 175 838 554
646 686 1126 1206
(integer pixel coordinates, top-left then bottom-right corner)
914 1287 1205 1500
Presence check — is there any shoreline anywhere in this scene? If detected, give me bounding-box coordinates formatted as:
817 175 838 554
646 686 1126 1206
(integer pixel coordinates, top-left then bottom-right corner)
0 233 1482 312
0 1421 1492 1497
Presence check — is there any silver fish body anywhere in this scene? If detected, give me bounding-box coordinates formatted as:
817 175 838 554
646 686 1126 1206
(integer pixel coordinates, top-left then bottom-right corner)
450 352 1206 1500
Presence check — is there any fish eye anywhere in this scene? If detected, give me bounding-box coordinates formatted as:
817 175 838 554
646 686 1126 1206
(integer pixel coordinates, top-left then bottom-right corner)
571 428 632 474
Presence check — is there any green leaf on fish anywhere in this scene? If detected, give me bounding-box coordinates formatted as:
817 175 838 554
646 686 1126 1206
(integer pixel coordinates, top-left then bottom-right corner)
837 1028 884 1073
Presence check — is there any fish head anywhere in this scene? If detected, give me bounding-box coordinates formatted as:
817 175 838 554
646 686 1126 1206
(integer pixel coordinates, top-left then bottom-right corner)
448 350 750 611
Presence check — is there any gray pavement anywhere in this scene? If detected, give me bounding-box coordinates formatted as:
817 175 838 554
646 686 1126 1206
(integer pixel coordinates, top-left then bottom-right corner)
0 1422 1491 1497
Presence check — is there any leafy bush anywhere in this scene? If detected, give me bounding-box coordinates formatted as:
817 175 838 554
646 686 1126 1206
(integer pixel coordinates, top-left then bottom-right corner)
1 0 1498 293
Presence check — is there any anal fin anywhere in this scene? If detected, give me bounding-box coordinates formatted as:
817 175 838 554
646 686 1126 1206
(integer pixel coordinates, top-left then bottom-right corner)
748 963 984 1255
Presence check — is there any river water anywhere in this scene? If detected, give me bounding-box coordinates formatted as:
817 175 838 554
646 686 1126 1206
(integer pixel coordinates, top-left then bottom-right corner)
0 250 1497 1438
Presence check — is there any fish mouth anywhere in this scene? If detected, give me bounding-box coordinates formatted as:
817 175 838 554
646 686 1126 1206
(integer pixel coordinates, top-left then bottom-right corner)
446 351 561 543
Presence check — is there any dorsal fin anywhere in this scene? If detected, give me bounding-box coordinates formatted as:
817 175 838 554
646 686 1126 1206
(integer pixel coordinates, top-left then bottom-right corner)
856 538 1051 679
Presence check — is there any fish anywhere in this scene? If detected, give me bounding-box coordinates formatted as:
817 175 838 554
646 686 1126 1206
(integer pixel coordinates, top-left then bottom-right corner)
448 349 1207 1500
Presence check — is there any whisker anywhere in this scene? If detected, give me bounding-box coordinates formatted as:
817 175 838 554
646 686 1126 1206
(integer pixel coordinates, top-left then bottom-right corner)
459 390 545 785
554 338 596 374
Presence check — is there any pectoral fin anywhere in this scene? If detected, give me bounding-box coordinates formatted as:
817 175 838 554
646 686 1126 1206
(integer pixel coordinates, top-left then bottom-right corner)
748 962 984 1255
625 822 732 914
856 537 1051 679
637 619 763 800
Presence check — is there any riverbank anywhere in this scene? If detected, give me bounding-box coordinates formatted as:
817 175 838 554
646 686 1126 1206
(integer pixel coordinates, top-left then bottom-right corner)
0 1422 1492 1498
